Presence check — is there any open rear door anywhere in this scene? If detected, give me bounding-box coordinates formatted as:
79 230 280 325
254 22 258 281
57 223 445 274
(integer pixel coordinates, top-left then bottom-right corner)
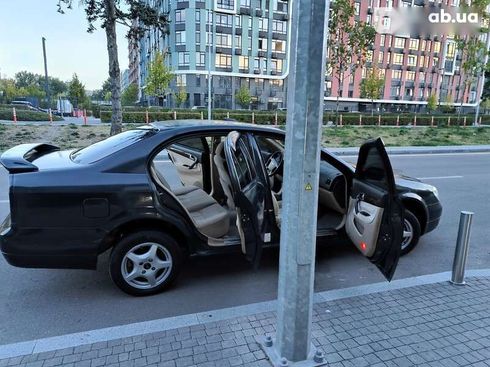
345 138 403 280
224 131 270 267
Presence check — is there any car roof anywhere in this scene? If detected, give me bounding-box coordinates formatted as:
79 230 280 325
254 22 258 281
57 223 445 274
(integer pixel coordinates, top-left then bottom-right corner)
149 119 284 134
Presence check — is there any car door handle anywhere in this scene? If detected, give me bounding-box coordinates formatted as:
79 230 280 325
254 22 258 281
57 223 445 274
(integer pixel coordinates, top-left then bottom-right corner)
354 193 365 215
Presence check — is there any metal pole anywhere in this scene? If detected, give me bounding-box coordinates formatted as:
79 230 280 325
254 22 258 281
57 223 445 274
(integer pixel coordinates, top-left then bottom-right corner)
450 211 474 285
270 0 330 363
207 6 213 122
474 30 490 126
42 37 50 109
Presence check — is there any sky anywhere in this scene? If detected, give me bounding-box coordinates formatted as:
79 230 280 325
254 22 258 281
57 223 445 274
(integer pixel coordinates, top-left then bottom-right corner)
0 0 129 90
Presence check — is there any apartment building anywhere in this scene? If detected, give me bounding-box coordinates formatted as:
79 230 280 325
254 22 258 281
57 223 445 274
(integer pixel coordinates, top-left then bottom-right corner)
136 0 486 111
325 0 486 113
137 0 290 109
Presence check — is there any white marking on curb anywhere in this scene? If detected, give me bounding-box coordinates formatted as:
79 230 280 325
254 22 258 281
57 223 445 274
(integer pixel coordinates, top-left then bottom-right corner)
0 269 489 360
418 176 463 180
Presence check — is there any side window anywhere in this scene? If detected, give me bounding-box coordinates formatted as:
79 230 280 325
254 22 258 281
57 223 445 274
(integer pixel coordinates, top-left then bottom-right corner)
357 146 389 190
232 140 254 189
153 137 208 190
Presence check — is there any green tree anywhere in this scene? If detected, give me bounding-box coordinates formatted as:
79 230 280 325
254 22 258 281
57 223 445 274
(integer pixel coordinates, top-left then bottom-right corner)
121 83 139 106
360 67 384 116
454 1 490 121
442 94 455 114
145 51 173 105
173 87 188 108
57 0 170 135
235 86 251 109
68 73 87 108
0 78 19 103
426 94 437 114
14 71 39 89
327 0 376 122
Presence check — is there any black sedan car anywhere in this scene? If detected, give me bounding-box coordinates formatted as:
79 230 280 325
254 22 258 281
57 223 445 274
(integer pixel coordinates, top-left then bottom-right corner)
0 121 442 296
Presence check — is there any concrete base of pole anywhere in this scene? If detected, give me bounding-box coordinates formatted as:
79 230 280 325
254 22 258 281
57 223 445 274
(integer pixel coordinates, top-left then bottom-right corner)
449 280 466 286
256 336 327 367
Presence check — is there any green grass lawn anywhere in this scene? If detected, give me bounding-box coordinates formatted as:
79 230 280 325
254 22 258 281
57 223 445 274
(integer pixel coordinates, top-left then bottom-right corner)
0 124 488 152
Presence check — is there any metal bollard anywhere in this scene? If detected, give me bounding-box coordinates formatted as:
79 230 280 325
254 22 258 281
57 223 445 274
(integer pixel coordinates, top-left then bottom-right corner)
450 211 474 285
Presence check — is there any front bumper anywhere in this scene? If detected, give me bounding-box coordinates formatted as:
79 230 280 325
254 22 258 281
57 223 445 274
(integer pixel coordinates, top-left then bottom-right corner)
425 200 443 234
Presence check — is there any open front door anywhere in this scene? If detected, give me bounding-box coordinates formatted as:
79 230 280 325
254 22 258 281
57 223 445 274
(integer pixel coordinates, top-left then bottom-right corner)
224 131 270 266
346 138 403 280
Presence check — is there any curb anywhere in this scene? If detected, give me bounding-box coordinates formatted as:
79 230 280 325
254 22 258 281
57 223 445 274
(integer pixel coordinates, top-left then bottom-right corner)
1 269 489 360
331 145 490 156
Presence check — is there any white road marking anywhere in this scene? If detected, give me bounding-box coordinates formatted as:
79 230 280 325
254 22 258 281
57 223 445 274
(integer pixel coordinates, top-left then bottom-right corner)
418 175 463 180
339 152 490 159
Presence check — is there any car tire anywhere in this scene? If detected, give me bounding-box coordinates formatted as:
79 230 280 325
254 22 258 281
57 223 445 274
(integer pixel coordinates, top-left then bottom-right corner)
400 210 421 256
110 231 182 296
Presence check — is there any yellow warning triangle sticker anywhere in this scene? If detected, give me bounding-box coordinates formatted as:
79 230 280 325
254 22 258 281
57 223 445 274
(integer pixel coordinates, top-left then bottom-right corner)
305 183 312 191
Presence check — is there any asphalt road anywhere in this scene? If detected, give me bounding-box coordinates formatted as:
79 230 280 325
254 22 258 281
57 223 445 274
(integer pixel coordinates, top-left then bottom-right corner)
0 152 489 345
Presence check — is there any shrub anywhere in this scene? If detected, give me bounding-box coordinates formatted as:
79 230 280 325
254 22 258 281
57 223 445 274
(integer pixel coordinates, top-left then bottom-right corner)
0 109 63 122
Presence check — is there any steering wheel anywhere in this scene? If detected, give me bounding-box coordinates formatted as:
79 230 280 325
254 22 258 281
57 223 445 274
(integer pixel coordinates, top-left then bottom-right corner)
265 151 283 177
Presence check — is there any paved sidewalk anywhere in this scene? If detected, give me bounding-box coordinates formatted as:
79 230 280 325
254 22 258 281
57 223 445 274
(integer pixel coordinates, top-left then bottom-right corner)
1 273 490 367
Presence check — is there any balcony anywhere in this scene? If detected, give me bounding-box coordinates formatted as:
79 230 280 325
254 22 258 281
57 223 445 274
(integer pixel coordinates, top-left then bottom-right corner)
255 9 263 17
259 30 268 38
239 7 251 15
258 50 267 57
235 28 242 35
234 49 242 55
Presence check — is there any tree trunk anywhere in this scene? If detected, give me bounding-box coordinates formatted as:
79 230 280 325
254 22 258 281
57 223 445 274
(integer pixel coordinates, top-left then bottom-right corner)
105 0 122 135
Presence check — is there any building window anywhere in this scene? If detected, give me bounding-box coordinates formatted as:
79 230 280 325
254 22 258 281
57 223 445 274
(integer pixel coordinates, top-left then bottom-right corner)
407 55 417 66
393 53 404 65
272 39 285 52
419 55 425 67
197 52 206 67
216 13 233 27
178 52 190 66
354 3 360 15
235 15 242 27
239 56 249 70
235 35 242 48
406 71 416 81
248 36 252 50
274 0 288 12
259 18 269 31
176 31 186 45
433 57 439 67
409 38 419 50
394 37 406 49
271 59 283 73
258 38 267 51
272 20 287 34
419 72 426 82
216 33 232 47
195 9 201 22
176 75 186 87
254 58 260 70
378 51 384 63
175 10 185 24
240 0 250 7
392 70 402 79
380 34 386 46
434 41 441 53
216 0 235 11
216 54 232 68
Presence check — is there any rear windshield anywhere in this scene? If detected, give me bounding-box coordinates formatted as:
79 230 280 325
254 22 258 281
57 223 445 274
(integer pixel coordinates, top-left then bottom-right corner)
70 129 151 164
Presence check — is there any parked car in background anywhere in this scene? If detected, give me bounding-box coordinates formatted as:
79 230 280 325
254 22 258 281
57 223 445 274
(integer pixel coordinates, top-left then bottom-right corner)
0 121 442 296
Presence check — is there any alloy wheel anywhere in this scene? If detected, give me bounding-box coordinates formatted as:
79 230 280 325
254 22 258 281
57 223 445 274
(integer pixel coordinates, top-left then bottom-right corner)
121 242 173 290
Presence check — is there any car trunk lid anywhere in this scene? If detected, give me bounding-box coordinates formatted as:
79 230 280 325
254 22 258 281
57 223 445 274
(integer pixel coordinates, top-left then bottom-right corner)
0 143 60 173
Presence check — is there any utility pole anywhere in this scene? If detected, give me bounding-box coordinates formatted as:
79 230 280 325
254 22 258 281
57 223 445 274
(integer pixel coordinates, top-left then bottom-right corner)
42 37 51 109
257 0 330 365
207 4 213 122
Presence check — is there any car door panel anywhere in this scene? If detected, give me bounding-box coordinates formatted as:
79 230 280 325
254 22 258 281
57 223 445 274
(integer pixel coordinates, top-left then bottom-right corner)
346 138 403 281
224 132 270 266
